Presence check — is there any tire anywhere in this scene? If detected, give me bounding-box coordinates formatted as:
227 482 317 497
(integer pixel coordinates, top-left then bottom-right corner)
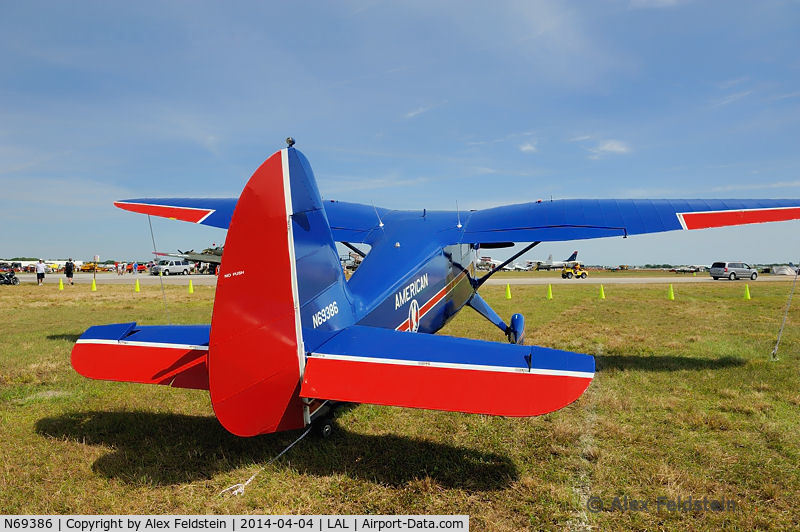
580 273 587 279
751 272 757 280
566 272 573 279
12 277 19 285
183 269 188 275
729 272 736 280
712 277 719 280
164 270 170 276
315 418 334 439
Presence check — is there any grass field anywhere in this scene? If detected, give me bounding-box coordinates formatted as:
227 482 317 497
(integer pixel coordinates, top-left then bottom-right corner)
1 281 799 530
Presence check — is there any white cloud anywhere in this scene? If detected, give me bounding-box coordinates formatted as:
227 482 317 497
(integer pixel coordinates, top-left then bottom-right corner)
711 90 753 107
588 139 631 158
629 0 689 8
404 101 447 119
711 180 800 192
318 174 428 193
405 105 433 119
519 141 538 153
772 91 800 101
718 77 749 89
569 135 592 142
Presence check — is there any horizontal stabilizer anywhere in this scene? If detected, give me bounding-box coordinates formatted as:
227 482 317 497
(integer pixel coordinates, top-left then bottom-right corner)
72 323 210 390
301 326 594 417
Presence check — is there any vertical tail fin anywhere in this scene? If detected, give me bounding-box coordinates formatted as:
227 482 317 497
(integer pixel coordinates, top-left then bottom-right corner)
566 251 578 262
209 147 353 437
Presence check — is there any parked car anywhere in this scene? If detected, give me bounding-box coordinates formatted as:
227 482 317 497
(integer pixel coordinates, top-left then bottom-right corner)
126 263 148 273
151 259 192 276
709 261 758 280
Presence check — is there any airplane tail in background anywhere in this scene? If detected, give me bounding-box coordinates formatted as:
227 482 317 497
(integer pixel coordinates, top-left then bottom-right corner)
566 251 578 262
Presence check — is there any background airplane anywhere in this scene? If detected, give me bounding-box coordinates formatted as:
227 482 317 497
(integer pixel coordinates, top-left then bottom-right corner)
71 145 800 438
535 251 580 271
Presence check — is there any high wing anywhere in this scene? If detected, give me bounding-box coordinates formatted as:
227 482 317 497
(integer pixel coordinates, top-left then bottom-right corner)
459 198 800 244
115 197 800 245
114 197 388 244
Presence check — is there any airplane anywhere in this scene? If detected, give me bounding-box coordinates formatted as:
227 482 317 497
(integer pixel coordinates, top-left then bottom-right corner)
70 142 800 438
534 251 580 271
153 246 223 274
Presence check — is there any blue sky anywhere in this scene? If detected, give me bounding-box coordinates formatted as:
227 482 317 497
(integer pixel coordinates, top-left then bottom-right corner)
2 1 799 265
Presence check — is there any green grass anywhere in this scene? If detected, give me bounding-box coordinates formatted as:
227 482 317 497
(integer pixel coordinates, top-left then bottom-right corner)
1 282 799 530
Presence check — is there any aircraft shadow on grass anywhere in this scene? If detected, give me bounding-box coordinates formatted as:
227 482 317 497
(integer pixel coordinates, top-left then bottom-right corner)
596 354 746 372
46 333 82 342
34 410 517 490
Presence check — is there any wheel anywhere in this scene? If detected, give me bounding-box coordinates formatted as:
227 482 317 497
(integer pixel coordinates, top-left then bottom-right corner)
315 418 334 439
751 272 757 280
183 269 188 275
164 269 170 276
712 277 719 280
561 274 566 279
580 273 587 279
729 272 736 280
566 272 573 279
12 277 19 285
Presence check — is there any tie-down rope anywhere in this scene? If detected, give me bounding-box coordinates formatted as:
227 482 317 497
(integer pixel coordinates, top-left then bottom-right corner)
219 425 313 496
771 266 799 361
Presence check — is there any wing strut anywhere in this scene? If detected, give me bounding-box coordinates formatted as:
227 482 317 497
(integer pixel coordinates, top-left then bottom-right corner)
341 241 366 258
475 241 541 289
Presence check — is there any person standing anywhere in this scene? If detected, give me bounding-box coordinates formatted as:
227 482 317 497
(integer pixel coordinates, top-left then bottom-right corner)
64 258 75 285
35 259 46 286
132 261 138 275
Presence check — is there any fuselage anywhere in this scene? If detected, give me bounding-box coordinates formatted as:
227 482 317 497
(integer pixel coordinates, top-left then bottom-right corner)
354 243 477 334
297 209 482 353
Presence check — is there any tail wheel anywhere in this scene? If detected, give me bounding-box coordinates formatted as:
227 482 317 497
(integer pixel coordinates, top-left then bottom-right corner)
315 417 334 439
729 272 736 280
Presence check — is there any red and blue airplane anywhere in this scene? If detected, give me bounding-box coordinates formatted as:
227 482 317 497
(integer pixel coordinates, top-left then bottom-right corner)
71 144 800 437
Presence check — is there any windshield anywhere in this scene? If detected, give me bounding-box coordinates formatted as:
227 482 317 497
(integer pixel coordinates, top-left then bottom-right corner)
711 262 725 268
158 260 169 266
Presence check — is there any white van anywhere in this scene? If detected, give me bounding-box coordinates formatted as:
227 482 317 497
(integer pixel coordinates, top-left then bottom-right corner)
150 259 192 276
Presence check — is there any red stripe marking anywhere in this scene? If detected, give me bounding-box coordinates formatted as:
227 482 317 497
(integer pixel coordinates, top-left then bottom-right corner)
71 343 208 390
681 207 800 230
301 357 591 417
114 202 213 223
395 270 468 331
